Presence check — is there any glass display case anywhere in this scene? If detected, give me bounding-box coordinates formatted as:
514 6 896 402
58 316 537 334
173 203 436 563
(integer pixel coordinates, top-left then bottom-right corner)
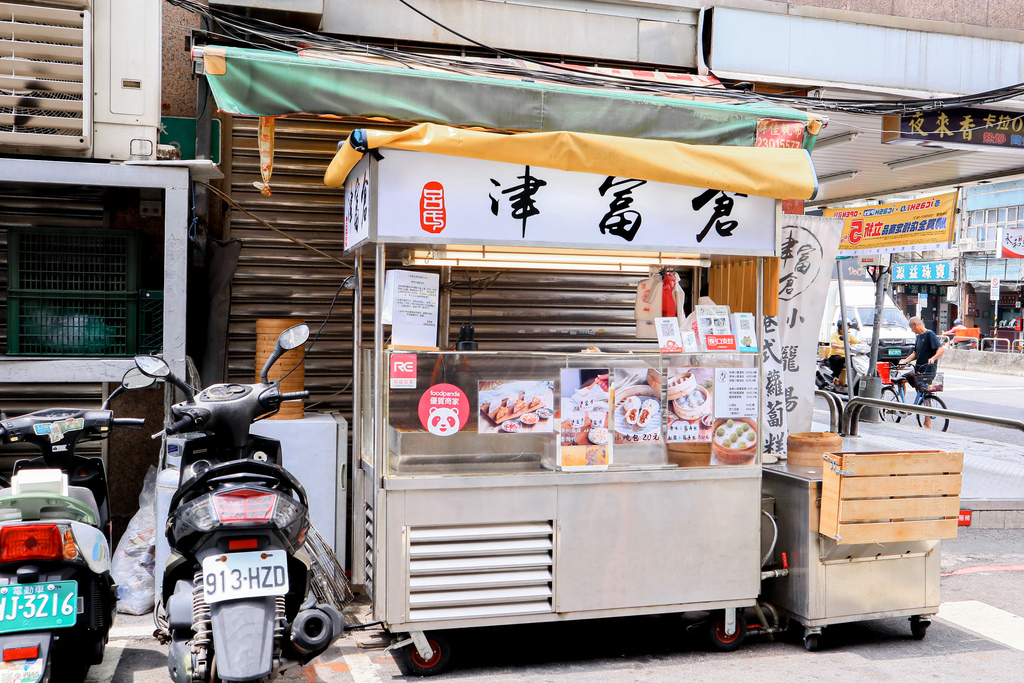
379 350 761 477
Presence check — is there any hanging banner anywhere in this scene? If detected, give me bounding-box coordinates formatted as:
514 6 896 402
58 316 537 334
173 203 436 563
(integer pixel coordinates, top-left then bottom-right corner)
882 107 1024 152
767 216 844 455
1001 228 1024 259
824 192 957 255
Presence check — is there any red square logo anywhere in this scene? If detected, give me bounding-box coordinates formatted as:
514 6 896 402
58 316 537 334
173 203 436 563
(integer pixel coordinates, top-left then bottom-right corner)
705 334 737 351
390 354 417 389
958 510 972 526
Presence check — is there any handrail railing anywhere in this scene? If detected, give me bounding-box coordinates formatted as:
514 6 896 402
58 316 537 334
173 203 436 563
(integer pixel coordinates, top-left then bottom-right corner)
1014 339 1024 353
814 390 842 434
981 337 1010 352
841 396 1024 437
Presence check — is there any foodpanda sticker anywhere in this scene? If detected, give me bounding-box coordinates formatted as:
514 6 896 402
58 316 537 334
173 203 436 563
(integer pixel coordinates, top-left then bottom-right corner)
418 384 470 437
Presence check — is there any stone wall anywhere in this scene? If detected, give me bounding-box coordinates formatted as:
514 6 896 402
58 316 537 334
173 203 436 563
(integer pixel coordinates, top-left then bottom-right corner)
941 347 1024 377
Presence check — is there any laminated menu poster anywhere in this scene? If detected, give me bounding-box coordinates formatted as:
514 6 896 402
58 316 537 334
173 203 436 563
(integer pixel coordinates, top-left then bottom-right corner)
478 380 555 434
558 368 611 470
612 368 662 444
711 368 759 465
665 368 714 444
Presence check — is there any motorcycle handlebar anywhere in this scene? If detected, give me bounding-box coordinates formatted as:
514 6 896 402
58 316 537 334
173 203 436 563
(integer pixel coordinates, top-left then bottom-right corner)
279 391 310 401
165 414 195 435
112 418 146 430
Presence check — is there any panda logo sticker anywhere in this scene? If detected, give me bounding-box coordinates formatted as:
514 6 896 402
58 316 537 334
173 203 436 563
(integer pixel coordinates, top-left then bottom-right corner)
418 384 470 437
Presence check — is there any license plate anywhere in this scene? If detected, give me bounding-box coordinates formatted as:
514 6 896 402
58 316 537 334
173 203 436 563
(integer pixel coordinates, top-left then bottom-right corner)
202 550 289 604
888 349 902 356
0 581 77 634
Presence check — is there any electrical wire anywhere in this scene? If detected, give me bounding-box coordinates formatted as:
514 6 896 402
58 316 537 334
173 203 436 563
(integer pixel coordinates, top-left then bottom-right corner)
166 0 1024 118
277 276 353 386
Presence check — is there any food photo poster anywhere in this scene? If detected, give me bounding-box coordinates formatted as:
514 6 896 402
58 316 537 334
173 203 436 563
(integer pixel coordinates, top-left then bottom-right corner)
558 369 611 470
612 368 662 445
665 368 714 444
478 380 555 434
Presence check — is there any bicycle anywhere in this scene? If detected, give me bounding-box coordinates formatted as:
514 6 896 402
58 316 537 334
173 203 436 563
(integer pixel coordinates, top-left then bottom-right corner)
879 363 949 431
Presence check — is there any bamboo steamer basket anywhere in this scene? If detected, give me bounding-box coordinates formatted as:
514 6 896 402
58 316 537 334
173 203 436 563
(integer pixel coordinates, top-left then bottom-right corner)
787 432 843 467
255 318 306 420
667 441 712 467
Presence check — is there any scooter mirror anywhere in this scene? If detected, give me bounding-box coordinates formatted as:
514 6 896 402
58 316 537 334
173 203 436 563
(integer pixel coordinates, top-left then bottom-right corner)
277 324 310 351
134 355 171 378
122 367 156 390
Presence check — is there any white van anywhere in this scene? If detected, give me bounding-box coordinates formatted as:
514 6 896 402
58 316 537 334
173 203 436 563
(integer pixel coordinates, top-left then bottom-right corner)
818 281 917 361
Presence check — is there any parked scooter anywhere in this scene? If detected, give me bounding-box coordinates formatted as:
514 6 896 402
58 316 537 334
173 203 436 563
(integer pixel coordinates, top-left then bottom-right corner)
815 341 871 398
136 324 344 683
0 369 150 682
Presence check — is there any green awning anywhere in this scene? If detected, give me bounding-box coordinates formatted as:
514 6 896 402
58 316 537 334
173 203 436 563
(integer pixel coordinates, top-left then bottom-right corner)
201 46 823 150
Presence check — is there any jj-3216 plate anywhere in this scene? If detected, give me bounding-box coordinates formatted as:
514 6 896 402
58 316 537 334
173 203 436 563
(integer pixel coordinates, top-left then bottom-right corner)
0 580 77 633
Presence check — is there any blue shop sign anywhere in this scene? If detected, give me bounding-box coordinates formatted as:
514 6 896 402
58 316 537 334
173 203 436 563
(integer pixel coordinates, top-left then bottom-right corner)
891 260 954 283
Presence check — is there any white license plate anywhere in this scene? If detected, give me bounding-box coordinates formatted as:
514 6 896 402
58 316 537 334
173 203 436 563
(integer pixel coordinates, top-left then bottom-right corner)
201 550 289 604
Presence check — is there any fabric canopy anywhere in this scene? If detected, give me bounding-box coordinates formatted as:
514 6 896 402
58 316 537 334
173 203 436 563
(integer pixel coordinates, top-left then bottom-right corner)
324 123 819 200
201 46 823 150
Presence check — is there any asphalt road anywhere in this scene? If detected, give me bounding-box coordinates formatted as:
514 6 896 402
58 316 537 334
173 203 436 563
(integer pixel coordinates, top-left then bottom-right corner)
99 527 1024 682
936 369 1024 444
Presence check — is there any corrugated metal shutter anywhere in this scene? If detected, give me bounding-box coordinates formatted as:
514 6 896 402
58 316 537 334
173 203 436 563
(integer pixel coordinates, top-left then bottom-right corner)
0 183 105 417
224 116 691 413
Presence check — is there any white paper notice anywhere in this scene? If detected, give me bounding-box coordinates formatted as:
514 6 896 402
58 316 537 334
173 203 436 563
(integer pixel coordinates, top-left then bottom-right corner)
388 270 440 348
714 368 759 419
655 317 683 353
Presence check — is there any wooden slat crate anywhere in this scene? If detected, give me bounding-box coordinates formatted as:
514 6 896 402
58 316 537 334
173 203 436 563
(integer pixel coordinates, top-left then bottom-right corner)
820 450 964 545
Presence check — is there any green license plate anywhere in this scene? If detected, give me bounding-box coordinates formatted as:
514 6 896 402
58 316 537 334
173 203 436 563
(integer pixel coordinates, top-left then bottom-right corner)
888 349 902 356
0 581 77 633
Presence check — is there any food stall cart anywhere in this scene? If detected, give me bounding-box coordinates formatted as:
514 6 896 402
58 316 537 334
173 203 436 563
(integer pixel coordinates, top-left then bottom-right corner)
325 124 819 674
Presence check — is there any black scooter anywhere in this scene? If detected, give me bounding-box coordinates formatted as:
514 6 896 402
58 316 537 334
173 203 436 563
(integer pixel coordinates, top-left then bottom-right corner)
137 324 344 683
0 369 150 682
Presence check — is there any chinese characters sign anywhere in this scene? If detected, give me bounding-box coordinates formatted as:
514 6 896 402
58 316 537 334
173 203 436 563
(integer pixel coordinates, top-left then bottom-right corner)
755 119 806 149
883 108 1024 152
823 192 957 256
1001 228 1024 259
343 156 371 251
891 260 954 283
365 150 777 255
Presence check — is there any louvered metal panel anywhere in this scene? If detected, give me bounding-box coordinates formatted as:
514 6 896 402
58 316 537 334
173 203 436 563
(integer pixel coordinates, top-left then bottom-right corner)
0 1 88 149
407 521 554 622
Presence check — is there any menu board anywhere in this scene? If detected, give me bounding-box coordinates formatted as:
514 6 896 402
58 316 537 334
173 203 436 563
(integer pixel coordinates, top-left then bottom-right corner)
612 368 662 444
558 369 611 470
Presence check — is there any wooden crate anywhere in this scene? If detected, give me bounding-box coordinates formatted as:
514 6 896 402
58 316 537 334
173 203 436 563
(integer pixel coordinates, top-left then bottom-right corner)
820 450 964 545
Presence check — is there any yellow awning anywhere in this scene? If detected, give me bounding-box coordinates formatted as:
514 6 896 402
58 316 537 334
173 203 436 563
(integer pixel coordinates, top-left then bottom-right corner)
324 123 818 200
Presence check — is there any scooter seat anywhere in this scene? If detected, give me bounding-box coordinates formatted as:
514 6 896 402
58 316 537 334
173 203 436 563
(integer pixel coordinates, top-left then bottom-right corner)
0 486 100 526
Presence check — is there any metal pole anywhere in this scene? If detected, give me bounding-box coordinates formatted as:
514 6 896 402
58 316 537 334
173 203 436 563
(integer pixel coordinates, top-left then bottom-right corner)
836 261 854 404
857 264 887 421
352 251 362 462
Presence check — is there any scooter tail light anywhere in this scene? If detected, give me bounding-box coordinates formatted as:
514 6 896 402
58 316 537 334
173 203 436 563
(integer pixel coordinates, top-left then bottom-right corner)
63 529 79 560
213 489 276 523
0 524 63 562
2 646 38 662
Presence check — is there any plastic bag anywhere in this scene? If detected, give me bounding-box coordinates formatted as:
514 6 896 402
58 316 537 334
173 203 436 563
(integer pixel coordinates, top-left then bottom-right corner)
112 466 158 615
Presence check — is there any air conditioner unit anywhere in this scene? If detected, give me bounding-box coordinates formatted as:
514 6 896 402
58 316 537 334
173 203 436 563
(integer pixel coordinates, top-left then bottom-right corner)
0 0 160 160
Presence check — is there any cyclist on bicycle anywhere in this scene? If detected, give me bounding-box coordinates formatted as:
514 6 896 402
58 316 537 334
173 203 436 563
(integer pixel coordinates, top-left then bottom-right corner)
898 316 945 428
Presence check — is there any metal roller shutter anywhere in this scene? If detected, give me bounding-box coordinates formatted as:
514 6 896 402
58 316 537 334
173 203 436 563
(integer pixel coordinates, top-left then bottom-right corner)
225 116 694 414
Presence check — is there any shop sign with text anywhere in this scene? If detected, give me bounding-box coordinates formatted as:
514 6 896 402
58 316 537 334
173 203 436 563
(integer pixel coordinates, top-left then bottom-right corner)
351 150 778 256
891 260 954 283
824 193 957 256
1002 228 1024 259
882 107 1024 153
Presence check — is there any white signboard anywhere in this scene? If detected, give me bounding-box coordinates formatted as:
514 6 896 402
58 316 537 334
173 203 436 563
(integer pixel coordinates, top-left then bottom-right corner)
369 150 778 255
991 277 1000 300
384 270 439 348
714 368 759 418
343 156 371 251
769 216 844 454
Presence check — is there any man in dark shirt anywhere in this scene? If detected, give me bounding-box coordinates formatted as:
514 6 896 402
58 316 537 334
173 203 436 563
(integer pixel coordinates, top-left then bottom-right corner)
899 316 945 428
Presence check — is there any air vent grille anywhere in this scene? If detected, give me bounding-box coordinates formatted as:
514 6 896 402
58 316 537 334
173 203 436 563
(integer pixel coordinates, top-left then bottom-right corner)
0 1 88 150
407 522 554 622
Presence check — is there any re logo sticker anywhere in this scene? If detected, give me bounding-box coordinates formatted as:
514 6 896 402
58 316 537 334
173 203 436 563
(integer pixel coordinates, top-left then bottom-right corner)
390 354 418 389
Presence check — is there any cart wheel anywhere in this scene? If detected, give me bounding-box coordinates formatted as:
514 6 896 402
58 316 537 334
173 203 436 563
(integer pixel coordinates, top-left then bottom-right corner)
803 633 821 652
708 610 747 652
399 634 451 677
910 616 930 640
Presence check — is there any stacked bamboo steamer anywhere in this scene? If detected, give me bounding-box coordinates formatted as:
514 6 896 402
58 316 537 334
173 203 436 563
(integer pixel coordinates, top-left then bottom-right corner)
255 318 306 420
787 432 843 467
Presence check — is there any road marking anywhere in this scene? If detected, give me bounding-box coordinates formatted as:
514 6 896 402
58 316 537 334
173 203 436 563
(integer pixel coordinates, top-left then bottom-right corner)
84 639 126 683
340 651 383 683
942 564 1024 577
109 622 155 638
937 601 1024 651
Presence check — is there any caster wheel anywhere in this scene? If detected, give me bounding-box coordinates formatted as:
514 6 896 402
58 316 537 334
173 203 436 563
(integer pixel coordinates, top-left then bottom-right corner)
708 610 747 652
803 633 821 651
911 616 930 640
398 634 451 677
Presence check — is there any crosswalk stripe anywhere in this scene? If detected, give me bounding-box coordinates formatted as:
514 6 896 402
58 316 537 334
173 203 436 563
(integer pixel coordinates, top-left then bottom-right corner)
937 601 1024 651
84 639 127 683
